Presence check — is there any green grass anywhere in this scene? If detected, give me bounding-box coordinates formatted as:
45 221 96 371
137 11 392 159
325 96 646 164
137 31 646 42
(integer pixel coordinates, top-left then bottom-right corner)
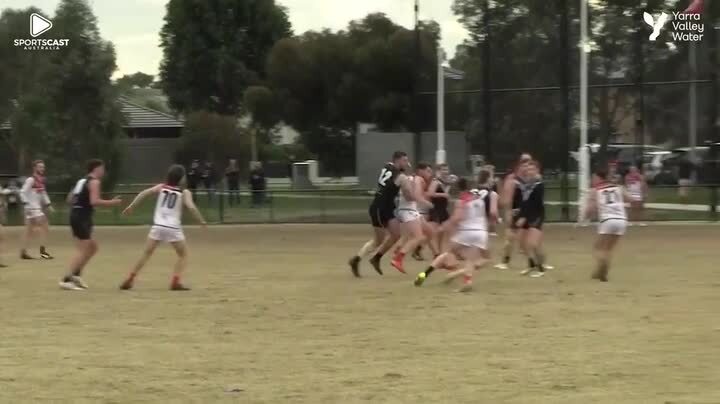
1 224 719 403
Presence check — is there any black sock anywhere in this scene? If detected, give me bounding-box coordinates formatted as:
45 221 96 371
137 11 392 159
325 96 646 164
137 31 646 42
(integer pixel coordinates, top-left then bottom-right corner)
414 246 422 254
424 266 436 277
503 255 510 264
40 246 46 254
372 253 382 261
528 258 536 268
534 249 546 271
72 267 83 277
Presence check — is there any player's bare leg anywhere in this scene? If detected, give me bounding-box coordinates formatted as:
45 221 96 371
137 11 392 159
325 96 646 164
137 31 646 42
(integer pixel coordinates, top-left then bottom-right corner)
20 218 38 259
121 239 160 290
522 228 546 278
495 213 515 269
37 216 52 259
169 240 191 291
414 250 460 286
593 235 620 282
348 226 385 277
420 219 439 258
631 201 646 226
60 240 98 290
392 220 425 273
369 219 401 274
445 247 484 292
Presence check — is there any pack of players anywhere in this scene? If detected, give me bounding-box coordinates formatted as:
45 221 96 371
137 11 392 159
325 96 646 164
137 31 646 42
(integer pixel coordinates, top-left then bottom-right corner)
348 151 631 291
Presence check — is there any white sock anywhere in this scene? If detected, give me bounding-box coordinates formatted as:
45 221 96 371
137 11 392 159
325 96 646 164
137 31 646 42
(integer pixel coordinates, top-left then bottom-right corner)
357 240 378 259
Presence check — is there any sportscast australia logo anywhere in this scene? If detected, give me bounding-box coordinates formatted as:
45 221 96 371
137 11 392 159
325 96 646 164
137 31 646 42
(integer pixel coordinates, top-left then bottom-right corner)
13 13 69 50
643 11 705 42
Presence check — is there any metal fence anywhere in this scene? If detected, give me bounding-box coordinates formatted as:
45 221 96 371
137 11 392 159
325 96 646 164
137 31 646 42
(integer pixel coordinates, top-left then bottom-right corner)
2 185 719 226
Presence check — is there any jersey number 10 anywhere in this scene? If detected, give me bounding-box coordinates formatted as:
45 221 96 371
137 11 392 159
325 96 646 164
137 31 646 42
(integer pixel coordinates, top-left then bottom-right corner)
161 190 178 209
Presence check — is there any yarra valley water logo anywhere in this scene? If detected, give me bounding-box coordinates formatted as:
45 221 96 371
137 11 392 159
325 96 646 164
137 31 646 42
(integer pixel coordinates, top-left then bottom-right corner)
13 13 70 51
643 11 705 42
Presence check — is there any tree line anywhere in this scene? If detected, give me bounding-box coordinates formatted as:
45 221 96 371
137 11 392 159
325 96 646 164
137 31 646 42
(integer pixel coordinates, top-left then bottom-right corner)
1 0 717 183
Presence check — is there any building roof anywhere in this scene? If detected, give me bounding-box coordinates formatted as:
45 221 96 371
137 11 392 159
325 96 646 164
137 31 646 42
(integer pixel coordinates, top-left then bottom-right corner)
0 98 184 131
119 98 184 128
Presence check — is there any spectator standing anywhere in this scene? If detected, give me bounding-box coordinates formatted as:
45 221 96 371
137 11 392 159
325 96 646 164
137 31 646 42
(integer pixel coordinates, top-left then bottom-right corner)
202 161 217 203
225 159 241 206
249 162 267 207
678 158 694 201
187 160 200 194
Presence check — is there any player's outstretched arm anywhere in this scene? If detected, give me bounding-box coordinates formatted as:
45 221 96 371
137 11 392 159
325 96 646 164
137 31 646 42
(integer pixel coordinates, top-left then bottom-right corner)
489 192 499 224
183 190 207 227
89 179 122 208
123 184 162 215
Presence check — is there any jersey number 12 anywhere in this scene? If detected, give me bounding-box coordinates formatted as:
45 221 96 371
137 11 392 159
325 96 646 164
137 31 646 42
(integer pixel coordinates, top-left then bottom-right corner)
161 190 178 209
378 169 393 187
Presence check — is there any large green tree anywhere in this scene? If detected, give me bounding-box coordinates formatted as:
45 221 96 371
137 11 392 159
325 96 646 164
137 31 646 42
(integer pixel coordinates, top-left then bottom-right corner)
159 0 292 115
267 13 439 175
0 1 124 186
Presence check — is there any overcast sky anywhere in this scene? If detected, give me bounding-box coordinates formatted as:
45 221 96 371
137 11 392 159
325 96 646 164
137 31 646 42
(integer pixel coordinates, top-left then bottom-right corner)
5 0 468 78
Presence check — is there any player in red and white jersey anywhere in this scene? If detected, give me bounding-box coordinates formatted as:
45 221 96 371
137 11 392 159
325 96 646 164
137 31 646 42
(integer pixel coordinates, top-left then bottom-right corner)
585 167 629 282
120 165 207 291
19 160 54 260
390 163 434 273
414 168 498 292
624 165 647 226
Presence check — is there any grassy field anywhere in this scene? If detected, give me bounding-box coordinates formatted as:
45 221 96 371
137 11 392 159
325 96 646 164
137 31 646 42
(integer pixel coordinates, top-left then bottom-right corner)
0 224 718 403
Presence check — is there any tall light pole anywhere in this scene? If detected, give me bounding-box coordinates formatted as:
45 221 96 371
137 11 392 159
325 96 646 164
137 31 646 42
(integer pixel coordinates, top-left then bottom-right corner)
578 0 590 223
413 0 422 162
437 46 446 164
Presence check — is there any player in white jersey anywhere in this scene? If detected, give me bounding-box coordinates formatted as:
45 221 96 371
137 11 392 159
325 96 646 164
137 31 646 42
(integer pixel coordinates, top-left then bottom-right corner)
624 165 647 226
120 165 207 291
414 169 498 292
19 160 54 260
585 167 629 282
390 163 434 273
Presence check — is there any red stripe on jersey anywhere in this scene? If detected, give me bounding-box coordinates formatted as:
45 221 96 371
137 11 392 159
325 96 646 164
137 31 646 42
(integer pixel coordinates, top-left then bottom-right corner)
162 184 182 192
595 182 614 190
32 175 46 191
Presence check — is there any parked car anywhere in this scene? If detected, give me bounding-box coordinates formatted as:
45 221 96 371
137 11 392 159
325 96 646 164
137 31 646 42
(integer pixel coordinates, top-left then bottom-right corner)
644 151 672 183
654 147 708 185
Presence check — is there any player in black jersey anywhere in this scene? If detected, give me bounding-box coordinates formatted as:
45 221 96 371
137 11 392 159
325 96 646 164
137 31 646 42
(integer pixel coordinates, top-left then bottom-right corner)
496 154 532 270
348 151 410 277
425 163 455 254
516 160 547 278
59 159 123 291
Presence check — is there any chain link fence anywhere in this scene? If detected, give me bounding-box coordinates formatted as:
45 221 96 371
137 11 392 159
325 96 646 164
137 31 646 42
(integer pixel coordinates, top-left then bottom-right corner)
1 186 718 226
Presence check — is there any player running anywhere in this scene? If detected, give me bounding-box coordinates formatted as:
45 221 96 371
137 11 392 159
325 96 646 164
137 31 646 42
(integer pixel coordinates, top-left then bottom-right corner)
19 160 54 260
426 163 456 254
495 154 532 269
624 165 647 226
585 168 628 282
414 169 498 292
348 151 410 277
59 159 123 291
390 163 434 273
120 165 207 291
516 161 547 278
